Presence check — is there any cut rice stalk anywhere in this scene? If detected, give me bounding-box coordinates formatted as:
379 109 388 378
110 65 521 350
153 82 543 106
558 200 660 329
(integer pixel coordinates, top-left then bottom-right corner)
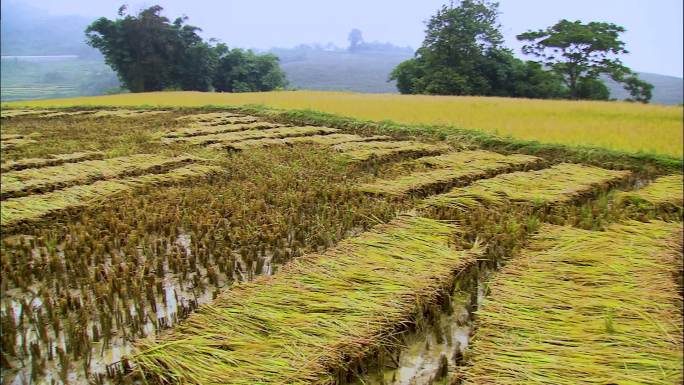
163 122 284 138
0 151 105 172
617 174 683 213
1 153 198 199
132 214 480 385
421 163 630 211
359 150 542 196
1 163 224 228
464 221 683 385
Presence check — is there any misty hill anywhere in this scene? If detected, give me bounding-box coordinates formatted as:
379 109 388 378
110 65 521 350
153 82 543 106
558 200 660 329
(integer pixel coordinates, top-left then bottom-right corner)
0 1 96 56
274 47 682 104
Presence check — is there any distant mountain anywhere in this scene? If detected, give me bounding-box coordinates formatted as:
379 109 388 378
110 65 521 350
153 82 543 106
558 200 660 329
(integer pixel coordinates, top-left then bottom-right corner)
278 48 683 104
603 72 683 105
1 1 96 56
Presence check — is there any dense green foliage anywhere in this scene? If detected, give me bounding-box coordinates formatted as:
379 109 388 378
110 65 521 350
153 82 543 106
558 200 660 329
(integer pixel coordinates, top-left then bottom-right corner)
518 20 653 102
85 5 287 93
390 1 566 99
212 46 287 92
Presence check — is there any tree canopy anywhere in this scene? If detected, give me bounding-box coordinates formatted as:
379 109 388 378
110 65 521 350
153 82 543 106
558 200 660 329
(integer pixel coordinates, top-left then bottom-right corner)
518 20 653 102
389 0 566 99
85 5 287 93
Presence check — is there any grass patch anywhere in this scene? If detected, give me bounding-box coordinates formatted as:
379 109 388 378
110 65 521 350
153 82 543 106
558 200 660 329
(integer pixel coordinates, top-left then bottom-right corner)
464 221 683 385
132 214 479 385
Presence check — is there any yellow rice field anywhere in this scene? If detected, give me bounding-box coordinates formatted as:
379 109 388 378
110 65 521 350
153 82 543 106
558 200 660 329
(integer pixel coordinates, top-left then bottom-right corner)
4 90 683 157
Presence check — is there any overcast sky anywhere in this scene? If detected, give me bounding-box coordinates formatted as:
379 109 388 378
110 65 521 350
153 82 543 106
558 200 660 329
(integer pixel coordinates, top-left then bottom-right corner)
9 0 684 77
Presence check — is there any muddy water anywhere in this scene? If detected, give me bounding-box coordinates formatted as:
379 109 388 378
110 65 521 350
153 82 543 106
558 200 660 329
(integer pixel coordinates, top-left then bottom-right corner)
2 224 365 385
349 264 492 385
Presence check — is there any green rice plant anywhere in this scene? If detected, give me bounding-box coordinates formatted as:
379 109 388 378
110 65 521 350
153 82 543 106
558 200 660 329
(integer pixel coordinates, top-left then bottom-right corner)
358 150 542 196
334 140 450 162
225 133 392 150
1 163 223 228
169 126 339 147
132 214 480 385
617 174 683 216
164 121 285 138
0 151 104 172
421 163 630 211
1 153 198 199
463 221 683 385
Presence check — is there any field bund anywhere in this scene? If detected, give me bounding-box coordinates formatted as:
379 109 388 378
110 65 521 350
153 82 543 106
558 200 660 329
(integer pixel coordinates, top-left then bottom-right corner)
132 215 479 385
463 221 683 384
5 90 682 157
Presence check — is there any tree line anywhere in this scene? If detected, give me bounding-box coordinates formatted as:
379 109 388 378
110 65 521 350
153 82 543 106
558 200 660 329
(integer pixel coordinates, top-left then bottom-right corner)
390 0 653 102
85 5 287 93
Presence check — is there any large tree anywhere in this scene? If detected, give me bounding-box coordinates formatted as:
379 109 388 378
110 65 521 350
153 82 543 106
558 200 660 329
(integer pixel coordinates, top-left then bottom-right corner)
85 5 216 92
86 5 287 93
517 20 653 102
390 1 566 99
212 45 287 92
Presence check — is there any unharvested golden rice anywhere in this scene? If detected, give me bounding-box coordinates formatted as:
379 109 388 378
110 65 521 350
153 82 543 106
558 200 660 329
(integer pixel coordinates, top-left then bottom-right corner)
0 163 223 228
464 221 683 385
8 91 681 157
132 215 479 385
359 150 542 196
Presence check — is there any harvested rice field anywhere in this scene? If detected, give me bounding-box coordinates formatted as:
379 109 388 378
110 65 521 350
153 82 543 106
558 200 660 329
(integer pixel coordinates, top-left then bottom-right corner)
0 106 682 385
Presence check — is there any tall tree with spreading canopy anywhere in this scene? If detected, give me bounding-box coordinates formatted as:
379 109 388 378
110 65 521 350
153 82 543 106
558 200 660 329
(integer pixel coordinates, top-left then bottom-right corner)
517 20 653 102
390 0 566 98
86 5 287 93
85 5 216 92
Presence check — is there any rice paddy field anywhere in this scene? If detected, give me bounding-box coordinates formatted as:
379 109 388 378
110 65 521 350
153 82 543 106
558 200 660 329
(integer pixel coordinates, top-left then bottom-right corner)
0 105 681 385
4 90 683 157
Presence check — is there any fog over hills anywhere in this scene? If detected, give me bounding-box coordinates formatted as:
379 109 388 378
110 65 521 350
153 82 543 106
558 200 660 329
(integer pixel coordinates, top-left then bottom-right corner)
2 2 681 104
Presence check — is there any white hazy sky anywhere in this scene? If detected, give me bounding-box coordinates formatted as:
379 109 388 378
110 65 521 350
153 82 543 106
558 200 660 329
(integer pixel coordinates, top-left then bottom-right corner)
10 0 684 77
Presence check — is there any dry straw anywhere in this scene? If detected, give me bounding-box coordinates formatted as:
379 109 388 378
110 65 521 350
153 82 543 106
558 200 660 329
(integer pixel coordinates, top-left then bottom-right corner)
133 215 480 385
464 221 683 385
1 163 223 228
0 151 104 172
358 150 542 196
1 153 197 199
422 163 630 210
